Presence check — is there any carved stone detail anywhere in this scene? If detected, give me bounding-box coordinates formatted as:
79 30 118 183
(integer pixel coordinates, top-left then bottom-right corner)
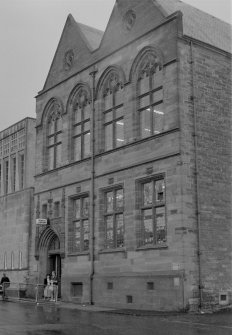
123 10 136 31
64 49 74 71
138 53 162 79
103 72 124 97
48 100 63 121
73 88 92 109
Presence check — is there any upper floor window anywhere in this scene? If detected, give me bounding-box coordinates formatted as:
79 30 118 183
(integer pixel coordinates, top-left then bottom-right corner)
139 177 166 246
137 53 164 138
103 72 124 151
0 163 2 194
4 159 9 194
19 153 24 189
11 156 16 192
47 101 63 170
54 201 60 218
104 187 124 249
72 88 91 161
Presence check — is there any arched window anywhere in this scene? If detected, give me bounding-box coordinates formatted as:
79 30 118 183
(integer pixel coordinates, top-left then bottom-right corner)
11 252 14 269
19 251 22 269
103 72 124 151
137 53 164 138
46 100 63 170
71 87 91 161
4 252 7 270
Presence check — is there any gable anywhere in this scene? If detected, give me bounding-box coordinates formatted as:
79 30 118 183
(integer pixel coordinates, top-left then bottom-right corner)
43 15 99 91
99 0 166 55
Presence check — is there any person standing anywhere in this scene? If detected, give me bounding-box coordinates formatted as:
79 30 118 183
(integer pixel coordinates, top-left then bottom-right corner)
49 271 58 301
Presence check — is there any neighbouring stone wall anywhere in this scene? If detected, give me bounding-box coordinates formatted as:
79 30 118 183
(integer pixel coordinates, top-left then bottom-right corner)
178 38 232 308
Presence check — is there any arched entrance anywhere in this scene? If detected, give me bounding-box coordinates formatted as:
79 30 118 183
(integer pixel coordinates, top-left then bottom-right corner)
37 227 62 298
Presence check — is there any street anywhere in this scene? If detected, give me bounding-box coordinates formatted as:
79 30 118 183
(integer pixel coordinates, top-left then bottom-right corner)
0 301 231 335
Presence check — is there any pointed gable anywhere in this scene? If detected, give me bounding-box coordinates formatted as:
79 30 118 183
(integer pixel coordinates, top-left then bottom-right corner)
99 0 166 55
43 15 103 91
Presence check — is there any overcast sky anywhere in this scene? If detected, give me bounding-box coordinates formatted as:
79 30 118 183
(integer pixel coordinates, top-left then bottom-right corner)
0 0 231 131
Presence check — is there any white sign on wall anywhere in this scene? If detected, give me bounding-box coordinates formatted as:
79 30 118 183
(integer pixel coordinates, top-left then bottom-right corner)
36 219 47 225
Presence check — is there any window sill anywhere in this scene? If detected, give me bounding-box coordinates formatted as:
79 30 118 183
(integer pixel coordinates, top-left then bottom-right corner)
136 244 168 251
99 248 126 254
68 251 89 257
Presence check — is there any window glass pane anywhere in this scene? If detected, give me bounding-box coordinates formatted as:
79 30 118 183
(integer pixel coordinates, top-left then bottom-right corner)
74 136 81 161
84 104 91 120
48 147 54 170
84 121 90 132
115 106 123 118
105 124 113 151
116 119 124 147
104 94 112 110
153 103 164 134
155 179 165 203
74 109 82 124
74 199 81 219
143 182 153 205
115 89 123 105
48 136 54 146
106 216 114 248
83 133 90 158
105 111 113 123
56 132 62 143
82 197 89 217
115 189 124 211
48 121 55 135
140 109 151 138
56 143 62 167
73 125 82 136
83 220 89 251
143 208 153 244
56 117 62 131
106 191 114 213
156 207 166 244
139 95 150 109
116 214 124 248
74 221 81 251
152 89 163 103
138 76 149 95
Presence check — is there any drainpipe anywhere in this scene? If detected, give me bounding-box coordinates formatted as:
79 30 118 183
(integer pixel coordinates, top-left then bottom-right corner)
89 67 97 305
190 41 203 309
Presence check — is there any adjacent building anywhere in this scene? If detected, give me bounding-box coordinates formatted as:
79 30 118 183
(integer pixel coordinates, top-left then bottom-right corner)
0 118 36 283
0 0 231 311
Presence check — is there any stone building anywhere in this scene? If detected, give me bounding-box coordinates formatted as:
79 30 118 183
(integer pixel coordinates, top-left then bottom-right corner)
0 117 36 283
29 0 231 311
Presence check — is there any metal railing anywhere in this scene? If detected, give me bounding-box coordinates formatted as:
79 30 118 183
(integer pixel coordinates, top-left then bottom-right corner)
1 282 58 303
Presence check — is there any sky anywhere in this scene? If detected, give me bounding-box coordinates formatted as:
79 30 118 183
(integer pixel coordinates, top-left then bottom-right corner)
0 0 231 131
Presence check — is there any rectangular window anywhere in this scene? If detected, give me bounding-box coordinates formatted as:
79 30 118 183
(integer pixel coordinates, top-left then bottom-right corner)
42 204 48 219
19 251 22 269
19 154 24 189
11 156 17 192
71 196 89 253
4 159 9 194
140 178 166 246
54 202 60 218
104 187 124 249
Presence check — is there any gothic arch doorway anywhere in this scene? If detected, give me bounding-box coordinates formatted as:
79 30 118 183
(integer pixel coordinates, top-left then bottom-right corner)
38 227 62 298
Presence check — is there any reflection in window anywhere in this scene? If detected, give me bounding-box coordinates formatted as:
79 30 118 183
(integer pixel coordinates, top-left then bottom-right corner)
47 109 62 170
137 53 164 138
103 73 124 151
140 178 166 246
72 88 91 161
104 188 124 248
70 196 90 253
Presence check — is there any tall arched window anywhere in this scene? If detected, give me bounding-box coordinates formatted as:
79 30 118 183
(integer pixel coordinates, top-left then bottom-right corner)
4 252 7 270
137 53 164 138
47 100 63 170
72 88 91 161
11 252 14 269
103 72 124 151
